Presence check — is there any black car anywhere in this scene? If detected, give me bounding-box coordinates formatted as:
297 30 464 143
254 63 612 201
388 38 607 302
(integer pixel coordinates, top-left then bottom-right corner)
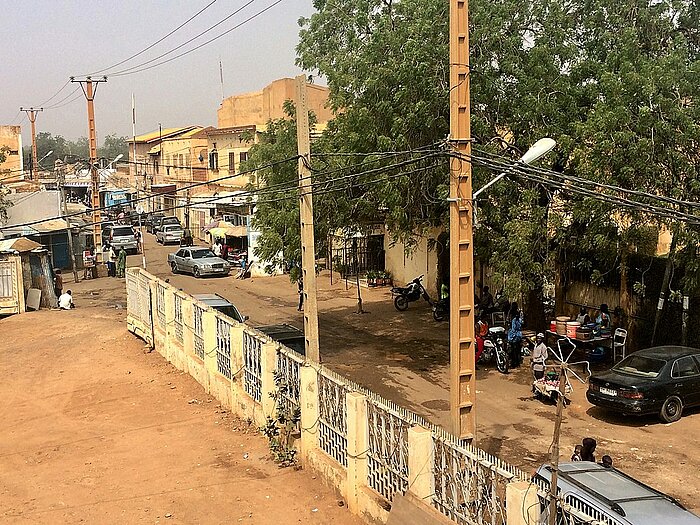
257 324 305 356
587 346 700 423
145 213 165 234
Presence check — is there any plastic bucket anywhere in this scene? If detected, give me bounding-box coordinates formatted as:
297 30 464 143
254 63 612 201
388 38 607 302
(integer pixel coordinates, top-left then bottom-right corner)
566 321 581 338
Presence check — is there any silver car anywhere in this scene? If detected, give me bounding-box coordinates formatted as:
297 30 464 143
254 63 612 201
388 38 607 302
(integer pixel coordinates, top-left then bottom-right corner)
106 225 138 254
156 224 184 245
167 247 231 278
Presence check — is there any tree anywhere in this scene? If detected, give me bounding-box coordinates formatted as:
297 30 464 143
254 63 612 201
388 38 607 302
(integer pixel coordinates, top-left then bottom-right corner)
99 134 129 162
0 147 11 224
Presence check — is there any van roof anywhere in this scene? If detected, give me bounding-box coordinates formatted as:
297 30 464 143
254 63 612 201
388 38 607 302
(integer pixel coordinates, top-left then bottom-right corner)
536 463 699 524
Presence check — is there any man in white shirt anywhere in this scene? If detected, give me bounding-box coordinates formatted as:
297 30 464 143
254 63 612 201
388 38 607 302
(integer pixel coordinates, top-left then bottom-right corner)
212 240 222 257
532 333 548 380
58 290 74 310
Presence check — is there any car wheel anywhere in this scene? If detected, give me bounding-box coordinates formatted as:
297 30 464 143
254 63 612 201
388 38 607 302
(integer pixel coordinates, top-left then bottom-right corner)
170 262 178 274
660 395 683 423
193 266 201 278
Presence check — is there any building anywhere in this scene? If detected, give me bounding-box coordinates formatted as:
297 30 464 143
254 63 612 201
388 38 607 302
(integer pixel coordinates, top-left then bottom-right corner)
0 191 88 270
218 78 333 129
0 237 56 314
0 125 23 178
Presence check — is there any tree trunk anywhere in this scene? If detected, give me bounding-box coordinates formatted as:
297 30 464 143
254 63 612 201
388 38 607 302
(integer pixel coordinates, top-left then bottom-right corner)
651 233 678 346
619 249 634 350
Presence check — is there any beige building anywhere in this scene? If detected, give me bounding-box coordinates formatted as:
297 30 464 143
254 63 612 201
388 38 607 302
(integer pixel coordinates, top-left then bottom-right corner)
0 125 23 176
218 78 333 129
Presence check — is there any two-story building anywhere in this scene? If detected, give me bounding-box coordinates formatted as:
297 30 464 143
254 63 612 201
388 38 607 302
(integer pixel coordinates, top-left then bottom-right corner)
0 125 23 179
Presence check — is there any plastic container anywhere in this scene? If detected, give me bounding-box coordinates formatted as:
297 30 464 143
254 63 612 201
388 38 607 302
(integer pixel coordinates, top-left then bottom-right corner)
566 321 581 338
549 320 557 332
576 327 593 341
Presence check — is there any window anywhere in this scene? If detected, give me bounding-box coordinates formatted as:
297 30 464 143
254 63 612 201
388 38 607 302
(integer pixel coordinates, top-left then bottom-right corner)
229 152 236 173
209 150 218 170
176 250 186 258
671 357 699 378
239 151 248 163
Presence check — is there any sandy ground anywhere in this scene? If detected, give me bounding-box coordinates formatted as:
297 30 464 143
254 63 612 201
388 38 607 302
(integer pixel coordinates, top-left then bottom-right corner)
0 296 362 524
125 235 700 512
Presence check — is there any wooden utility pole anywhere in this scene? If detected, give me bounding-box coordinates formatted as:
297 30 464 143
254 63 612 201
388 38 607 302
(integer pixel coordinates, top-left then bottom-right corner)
20 107 43 180
449 0 476 440
72 76 107 261
548 365 568 525
295 75 320 363
56 160 80 284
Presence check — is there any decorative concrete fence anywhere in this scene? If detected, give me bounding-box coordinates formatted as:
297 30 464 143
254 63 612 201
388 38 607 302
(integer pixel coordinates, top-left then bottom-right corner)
125 268 609 525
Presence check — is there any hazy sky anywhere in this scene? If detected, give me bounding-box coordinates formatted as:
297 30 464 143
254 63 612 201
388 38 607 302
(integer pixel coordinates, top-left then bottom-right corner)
1 0 316 148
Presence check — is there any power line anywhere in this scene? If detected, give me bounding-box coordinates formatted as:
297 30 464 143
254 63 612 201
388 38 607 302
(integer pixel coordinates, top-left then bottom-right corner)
88 0 220 76
43 87 82 110
110 1 282 78
37 80 71 107
107 0 259 77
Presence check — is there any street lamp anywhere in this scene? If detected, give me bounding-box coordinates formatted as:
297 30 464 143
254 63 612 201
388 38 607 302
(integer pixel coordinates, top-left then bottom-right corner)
35 149 54 171
473 138 556 198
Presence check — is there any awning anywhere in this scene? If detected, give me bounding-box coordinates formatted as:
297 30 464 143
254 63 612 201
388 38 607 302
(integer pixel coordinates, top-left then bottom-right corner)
150 184 176 195
207 225 247 238
148 144 161 155
0 237 42 253
64 181 92 188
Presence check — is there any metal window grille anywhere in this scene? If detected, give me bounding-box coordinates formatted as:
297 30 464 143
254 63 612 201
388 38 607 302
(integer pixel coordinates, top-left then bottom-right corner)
276 348 302 417
216 317 232 379
532 481 624 525
137 273 153 343
243 331 262 402
366 401 410 502
433 435 516 525
318 372 348 467
156 283 166 329
193 304 205 359
173 294 183 343
0 262 14 298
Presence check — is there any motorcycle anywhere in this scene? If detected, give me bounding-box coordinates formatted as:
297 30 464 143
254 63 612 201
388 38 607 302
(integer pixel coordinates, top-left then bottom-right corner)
391 275 432 312
479 326 510 374
432 297 448 322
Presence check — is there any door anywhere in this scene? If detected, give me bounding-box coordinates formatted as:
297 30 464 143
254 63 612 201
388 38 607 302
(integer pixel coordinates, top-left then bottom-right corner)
670 356 700 406
0 259 20 314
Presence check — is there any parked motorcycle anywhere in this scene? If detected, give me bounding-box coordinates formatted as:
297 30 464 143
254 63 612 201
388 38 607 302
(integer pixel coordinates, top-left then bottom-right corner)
432 297 448 322
391 275 431 312
479 326 510 374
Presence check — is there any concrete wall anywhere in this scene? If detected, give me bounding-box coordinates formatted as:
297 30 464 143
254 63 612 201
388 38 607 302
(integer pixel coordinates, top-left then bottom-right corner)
205 128 256 188
384 229 442 297
218 78 334 128
125 268 552 525
0 125 22 173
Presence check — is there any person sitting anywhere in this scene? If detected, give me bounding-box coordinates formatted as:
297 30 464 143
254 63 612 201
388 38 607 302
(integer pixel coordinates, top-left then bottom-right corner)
576 306 591 325
58 290 75 310
596 304 610 329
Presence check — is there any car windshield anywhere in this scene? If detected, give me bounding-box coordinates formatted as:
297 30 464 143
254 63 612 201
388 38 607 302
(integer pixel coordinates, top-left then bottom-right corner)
613 355 666 378
112 227 134 236
191 249 216 259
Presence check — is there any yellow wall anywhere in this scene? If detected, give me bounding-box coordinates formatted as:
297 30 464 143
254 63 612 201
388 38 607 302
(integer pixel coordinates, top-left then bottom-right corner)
384 228 442 297
218 78 334 128
0 125 22 173
206 129 257 188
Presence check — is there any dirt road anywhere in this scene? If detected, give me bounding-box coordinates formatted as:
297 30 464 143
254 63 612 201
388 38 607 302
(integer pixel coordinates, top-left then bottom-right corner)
132 235 700 512
0 299 361 524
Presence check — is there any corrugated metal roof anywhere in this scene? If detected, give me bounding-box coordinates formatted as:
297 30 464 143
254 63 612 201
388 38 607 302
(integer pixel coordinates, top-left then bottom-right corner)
132 126 200 143
0 237 42 253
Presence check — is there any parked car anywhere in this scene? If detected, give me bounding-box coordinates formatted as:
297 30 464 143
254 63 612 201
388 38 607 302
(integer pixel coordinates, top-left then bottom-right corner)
534 462 700 524
193 293 247 323
156 224 184 245
587 346 700 423
257 324 305 355
153 215 181 235
145 213 165 234
167 247 231 277
104 225 138 254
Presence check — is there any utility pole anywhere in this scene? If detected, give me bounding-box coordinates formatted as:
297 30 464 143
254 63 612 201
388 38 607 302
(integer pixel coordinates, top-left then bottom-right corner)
72 76 107 261
548 364 568 525
295 74 320 363
20 107 43 180
449 0 476 441
56 160 80 284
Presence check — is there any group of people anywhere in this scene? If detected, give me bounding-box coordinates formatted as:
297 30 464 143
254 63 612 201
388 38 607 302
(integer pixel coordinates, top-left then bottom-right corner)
576 303 611 331
571 437 613 468
52 269 74 310
102 241 128 278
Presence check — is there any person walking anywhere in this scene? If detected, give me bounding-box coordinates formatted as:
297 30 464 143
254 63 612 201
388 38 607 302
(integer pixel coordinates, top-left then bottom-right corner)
116 246 127 278
581 437 597 462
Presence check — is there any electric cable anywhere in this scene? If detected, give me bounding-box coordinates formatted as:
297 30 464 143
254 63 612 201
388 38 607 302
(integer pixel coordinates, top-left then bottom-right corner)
108 0 261 77
88 0 220 76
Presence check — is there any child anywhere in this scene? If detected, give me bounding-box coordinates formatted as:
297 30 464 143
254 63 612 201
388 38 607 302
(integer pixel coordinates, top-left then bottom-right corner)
571 444 582 462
